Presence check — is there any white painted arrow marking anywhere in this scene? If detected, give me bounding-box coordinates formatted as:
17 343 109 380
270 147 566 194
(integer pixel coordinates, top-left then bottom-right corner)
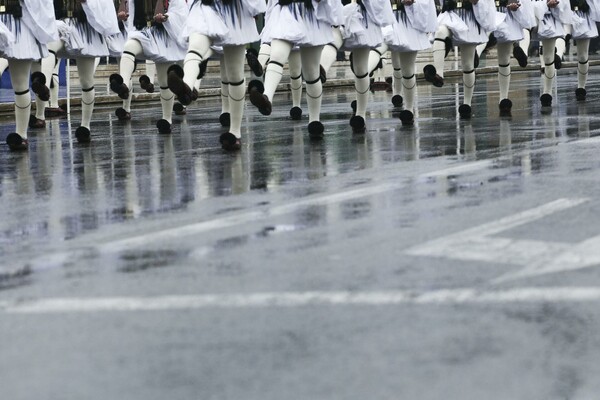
404 198 593 282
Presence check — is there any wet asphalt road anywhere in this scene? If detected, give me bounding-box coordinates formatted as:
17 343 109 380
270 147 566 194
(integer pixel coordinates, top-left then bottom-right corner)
2 70 600 399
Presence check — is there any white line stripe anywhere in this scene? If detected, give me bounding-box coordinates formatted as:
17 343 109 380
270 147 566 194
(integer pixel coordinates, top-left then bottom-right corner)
568 135 600 145
92 160 499 253
420 160 493 179
443 197 589 238
97 182 403 253
3 288 600 314
405 198 589 259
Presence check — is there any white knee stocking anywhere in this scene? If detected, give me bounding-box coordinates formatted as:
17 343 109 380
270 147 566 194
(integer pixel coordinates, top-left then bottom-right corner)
577 38 590 88
433 26 451 77
264 39 293 100
301 46 324 122
368 44 387 73
0 58 8 74
184 33 212 89
352 48 370 118
146 60 156 83
258 43 271 69
391 52 402 97
476 41 486 57
9 59 32 137
31 62 46 120
519 29 531 56
78 57 96 129
50 74 59 107
156 63 174 123
460 45 476 105
35 50 57 119
399 51 417 112
220 55 230 114
224 45 246 138
542 39 556 94
120 39 142 87
50 59 60 107
320 27 343 74
497 42 512 100
555 34 566 59
289 50 302 108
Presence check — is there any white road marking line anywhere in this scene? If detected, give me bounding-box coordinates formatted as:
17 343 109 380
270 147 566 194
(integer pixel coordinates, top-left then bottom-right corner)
3 287 600 314
493 234 600 283
405 198 588 260
420 160 493 179
97 182 404 254
569 135 600 145
405 198 600 283
94 160 501 253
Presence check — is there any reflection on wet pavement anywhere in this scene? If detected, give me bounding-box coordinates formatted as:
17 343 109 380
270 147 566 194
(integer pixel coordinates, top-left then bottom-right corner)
1 71 600 275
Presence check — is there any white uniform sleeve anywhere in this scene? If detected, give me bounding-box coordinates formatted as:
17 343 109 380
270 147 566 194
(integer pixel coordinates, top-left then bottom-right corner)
366 0 396 26
472 0 499 31
406 0 439 32
342 2 365 37
515 0 537 28
164 0 188 44
316 0 344 25
83 0 121 36
587 0 600 21
554 0 573 23
532 0 547 19
0 20 15 50
244 0 268 16
21 0 59 43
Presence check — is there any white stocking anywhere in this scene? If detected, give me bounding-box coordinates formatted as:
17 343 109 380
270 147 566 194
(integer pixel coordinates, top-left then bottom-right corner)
399 51 417 112
220 54 230 114
264 39 293 101
301 45 324 123
35 50 57 119
352 48 370 118
31 61 46 120
258 42 271 69
50 69 59 108
576 38 590 89
47 41 62 108
184 33 212 89
542 38 556 94
156 63 174 123
460 44 476 105
320 26 343 74
77 57 96 129
224 45 246 138
497 42 512 100
433 25 451 77
146 60 156 83
9 59 32 137
0 58 8 74
555 30 567 59
368 43 387 73
476 41 486 57
120 39 142 87
289 50 302 108
519 29 531 56
391 52 402 97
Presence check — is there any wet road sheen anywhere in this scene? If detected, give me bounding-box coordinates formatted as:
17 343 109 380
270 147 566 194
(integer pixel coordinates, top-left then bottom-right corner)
2 71 600 399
